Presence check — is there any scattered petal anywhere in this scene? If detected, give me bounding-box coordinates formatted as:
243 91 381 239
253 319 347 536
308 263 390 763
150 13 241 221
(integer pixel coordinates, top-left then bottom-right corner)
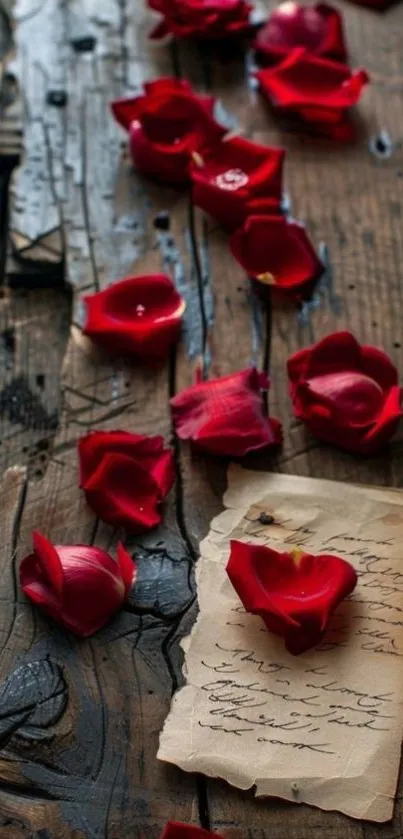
287 331 402 453
230 215 323 294
171 367 282 456
256 48 369 136
78 431 175 532
83 274 185 362
191 135 285 230
254 2 347 65
111 78 226 184
20 535 135 637
147 0 253 40
227 540 357 654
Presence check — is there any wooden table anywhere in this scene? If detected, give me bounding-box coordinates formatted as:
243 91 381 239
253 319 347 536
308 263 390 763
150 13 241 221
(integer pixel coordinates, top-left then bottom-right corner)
0 0 402 836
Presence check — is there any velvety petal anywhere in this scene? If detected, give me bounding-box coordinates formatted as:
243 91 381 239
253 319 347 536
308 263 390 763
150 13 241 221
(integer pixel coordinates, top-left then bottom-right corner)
110 96 144 131
257 49 368 109
360 344 399 389
146 0 252 39
227 540 357 654
117 543 137 595
287 332 401 454
78 430 167 488
83 274 185 361
254 2 347 65
363 385 402 447
306 371 385 427
171 368 282 457
286 346 311 383
20 536 132 638
306 331 363 377
256 49 369 128
112 79 226 184
191 137 285 229
230 215 323 291
83 452 165 532
20 555 62 615
32 530 64 595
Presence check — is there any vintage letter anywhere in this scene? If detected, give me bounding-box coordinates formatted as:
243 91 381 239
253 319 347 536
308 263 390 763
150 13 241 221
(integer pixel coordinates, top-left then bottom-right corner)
158 468 403 821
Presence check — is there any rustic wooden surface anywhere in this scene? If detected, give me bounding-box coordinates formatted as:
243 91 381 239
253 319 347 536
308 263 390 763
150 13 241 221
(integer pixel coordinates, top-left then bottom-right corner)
0 0 402 836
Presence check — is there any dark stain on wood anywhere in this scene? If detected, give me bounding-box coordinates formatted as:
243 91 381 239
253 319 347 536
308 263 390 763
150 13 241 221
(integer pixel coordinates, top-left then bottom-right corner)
0 376 58 430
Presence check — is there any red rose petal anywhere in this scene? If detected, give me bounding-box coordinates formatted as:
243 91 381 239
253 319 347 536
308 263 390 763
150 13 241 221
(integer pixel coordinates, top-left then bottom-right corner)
307 371 384 426
287 332 402 454
227 540 357 654
111 78 227 184
147 0 252 39
230 215 323 292
256 48 369 131
32 530 64 595
171 367 282 456
254 2 347 65
83 274 185 362
191 136 285 229
360 344 399 389
83 452 166 532
117 543 136 595
306 330 363 375
20 536 132 637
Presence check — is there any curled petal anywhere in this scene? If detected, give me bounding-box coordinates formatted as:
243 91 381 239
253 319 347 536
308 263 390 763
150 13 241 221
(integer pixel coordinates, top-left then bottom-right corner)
111 78 226 184
78 430 174 532
147 0 252 40
171 367 282 457
227 540 357 654
83 274 185 362
287 332 402 454
364 386 402 449
117 543 137 594
83 452 168 532
254 2 347 64
32 530 64 595
191 136 285 230
256 49 369 133
360 344 399 389
306 331 362 376
20 535 133 637
230 215 323 293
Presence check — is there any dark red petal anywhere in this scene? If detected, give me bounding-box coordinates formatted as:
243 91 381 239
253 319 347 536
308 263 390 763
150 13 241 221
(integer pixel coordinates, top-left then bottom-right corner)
254 2 347 64
83 452 164 532
110 97 143 131
162 824 221 839
360 345 399 389
256 49 368 115
78 430 163 487
191 137 285 229
287 346 311 383
305 331 362 376
32 531 64 595
171 368 281 457
227 541 357 654
230 215 322 290
20 574 62 617
364 386 402 447
83 274 185 360
117 543 136 594
306 370 385 427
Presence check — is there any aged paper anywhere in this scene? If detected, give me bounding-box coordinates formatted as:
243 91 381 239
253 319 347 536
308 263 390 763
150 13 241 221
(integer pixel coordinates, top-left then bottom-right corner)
158 467 403 822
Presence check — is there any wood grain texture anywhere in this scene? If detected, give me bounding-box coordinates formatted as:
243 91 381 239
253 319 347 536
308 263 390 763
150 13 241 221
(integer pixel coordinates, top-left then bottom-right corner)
0 0 403 836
